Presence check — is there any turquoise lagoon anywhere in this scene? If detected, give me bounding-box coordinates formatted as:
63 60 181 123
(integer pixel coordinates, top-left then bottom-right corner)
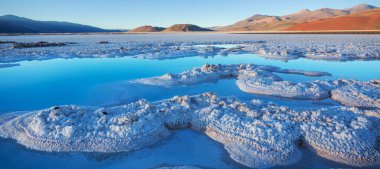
0 54 379 113
0 47 379 169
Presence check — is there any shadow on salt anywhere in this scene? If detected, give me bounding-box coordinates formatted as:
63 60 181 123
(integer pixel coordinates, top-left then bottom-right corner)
269 147 363 169
0 129 374 169
0 130 240 169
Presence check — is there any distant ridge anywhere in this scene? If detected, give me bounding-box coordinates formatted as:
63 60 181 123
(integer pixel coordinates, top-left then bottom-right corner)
347 4 377 13
2 4 377 34
218 4 377 31
163 24 213 32
285 8 380 31
0 15 119 33
129 25 165 32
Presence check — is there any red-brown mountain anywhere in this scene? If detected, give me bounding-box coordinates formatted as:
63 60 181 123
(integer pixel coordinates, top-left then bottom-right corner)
285 8 380 31
218 4 376 31
163 24 213 32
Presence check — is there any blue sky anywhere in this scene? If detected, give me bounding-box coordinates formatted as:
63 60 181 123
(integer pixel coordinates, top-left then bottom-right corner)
1 0 380 29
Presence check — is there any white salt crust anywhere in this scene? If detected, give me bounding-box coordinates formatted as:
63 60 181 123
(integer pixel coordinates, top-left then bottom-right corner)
1 34 380 62
0 93 379 168
134 64 379 108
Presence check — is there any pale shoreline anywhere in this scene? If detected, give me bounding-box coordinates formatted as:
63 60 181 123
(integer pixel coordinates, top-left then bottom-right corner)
1 30 380 36
1 34 379 63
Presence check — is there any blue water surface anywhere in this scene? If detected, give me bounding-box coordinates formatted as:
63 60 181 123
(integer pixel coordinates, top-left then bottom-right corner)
0 54 379 113
1 50 380 169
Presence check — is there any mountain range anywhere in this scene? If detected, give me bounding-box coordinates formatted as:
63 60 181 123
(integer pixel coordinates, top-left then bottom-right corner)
0 4 379 33
0 15 120 33
285 8 380 31
217 4 378 31
129 24 213 32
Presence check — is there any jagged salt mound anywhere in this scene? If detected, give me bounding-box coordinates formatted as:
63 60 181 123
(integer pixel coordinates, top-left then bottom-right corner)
237 74 330 99
331 80 380 109
135 64 380 108
0 93 379 168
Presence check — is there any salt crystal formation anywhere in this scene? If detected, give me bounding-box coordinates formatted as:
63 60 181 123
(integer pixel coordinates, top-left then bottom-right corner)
0 93 379 168
1 34 379 62
135 64 380 109
331 81 380 109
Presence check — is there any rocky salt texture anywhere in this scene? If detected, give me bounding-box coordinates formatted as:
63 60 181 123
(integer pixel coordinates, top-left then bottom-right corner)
0 93 379 168
330 81 380 109
0 34 380 63
135 64 380 109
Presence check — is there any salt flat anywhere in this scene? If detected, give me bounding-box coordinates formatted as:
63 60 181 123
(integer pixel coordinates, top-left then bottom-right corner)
0 34 379 169
1 34 380 62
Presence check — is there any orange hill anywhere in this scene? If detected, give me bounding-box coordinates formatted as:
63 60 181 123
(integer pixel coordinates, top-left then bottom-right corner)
218 4 376 31
129 25 165 32
163 24 213 32
285 8 380 31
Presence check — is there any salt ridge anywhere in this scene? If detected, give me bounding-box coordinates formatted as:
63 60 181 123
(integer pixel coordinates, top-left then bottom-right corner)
0 93 379 168
135 64 380 109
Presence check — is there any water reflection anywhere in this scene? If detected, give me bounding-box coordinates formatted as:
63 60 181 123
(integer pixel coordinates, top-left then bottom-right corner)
0 54 379 112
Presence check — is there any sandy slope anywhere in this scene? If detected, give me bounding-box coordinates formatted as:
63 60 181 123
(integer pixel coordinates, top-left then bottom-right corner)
285 8 380 31
219 4 376 31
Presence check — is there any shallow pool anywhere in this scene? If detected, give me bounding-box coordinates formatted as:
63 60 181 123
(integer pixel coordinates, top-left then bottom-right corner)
0 54 379 113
